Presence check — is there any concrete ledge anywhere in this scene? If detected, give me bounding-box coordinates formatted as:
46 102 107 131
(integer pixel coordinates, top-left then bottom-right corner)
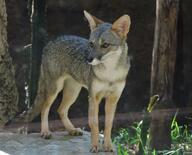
0 131 116 155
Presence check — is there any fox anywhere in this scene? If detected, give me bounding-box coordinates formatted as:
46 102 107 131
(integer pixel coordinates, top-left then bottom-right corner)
19 10 131 152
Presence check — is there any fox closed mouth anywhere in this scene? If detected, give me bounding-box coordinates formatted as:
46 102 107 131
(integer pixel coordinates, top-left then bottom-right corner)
88 50 120 66
88 59 101 65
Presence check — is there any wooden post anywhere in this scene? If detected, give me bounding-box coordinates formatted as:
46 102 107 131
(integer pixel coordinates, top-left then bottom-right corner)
150 0 179 150
30 0 47 105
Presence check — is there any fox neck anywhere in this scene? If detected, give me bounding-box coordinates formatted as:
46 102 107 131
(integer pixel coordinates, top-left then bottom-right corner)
102 47 123 69
92 43 128 82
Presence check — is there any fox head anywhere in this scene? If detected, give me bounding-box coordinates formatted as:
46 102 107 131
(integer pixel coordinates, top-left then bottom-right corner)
84 10 131 65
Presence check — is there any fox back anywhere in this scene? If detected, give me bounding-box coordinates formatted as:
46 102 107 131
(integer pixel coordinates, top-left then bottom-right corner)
41 35 92 88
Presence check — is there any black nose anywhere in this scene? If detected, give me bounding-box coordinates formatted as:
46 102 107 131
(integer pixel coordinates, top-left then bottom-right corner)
87 57 94 63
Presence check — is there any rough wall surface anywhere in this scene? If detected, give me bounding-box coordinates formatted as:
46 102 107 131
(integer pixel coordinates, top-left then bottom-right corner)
0 0 18 124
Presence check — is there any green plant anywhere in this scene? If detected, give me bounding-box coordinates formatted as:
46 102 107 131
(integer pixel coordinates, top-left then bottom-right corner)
113 121 143 154
113 99 192 155
113 117 192 155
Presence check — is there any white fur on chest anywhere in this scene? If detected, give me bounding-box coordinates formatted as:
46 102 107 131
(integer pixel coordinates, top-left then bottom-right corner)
91 79 125 97
93 47 128 82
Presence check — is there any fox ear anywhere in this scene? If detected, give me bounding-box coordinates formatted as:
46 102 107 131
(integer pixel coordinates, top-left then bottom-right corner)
112 15 131 39
84 10 103 31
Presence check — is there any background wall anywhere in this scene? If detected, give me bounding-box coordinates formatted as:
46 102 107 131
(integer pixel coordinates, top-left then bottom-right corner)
5 0 192 119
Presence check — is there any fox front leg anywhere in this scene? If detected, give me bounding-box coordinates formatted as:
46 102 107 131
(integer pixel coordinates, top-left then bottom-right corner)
103 82 125 152
103 95 119 152
88 93 102 153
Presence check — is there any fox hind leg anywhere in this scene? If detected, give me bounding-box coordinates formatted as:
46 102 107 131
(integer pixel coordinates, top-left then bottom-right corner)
41 93 58 139
57 78 82 136
40 78 63 139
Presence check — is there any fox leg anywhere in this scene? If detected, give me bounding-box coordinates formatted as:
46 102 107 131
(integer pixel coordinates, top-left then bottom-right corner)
103 82 125 152
40 93 58 139
40 78 63 139
103 95 119 152
57 78 82 136
88 93 102 153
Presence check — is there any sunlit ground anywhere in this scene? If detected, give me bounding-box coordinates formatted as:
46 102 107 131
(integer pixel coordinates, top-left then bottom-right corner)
0 150 10 155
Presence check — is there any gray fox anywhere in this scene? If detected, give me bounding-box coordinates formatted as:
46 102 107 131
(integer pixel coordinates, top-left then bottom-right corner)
23 10 131 152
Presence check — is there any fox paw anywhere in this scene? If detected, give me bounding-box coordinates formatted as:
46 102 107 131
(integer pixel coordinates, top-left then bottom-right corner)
40 130 52 139
90 145 100 153
68 128 83 136
103 143 114 152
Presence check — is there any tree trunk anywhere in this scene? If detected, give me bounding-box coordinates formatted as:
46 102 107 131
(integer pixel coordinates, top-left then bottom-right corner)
30 0 47 105
0 0 18 126
150 0 179 150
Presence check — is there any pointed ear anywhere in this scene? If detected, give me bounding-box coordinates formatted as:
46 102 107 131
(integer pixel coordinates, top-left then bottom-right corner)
84 10 103 31
112 15 131 39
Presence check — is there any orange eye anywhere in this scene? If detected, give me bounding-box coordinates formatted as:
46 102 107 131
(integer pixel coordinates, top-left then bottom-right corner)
101 43 110 48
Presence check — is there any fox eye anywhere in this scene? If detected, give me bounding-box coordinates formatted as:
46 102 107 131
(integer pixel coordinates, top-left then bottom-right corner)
101 43 110 48
89 42 94 48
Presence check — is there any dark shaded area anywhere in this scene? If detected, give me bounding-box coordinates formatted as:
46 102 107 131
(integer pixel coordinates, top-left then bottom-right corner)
5 0 192 119
5 0 31 112
182 0 192 107
30 0 47 105
173 0 192 108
